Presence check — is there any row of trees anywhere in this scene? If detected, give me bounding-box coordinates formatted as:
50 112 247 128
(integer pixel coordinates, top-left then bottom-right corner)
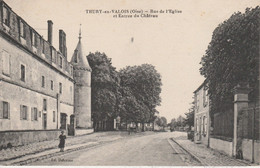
87 52 162 131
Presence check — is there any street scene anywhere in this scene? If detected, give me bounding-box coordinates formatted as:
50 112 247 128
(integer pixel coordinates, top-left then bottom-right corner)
0 0 259 166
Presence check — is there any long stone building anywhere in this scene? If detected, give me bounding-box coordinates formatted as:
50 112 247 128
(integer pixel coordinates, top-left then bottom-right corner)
0 0 92 147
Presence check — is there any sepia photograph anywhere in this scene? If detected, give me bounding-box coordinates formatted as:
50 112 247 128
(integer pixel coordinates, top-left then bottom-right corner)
0 0 259 166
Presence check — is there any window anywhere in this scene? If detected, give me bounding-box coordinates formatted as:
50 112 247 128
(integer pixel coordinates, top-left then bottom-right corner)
43 99 47 111
204 116 207 135
59 56 63 68
205 89 208 106
42 39 45 54
59 83 62 94
19 20 26 38
1 101 10 119
39 111 41 118
21 64 25 82
196 118 199 132
53 111 55 122
41 76 45 88
31 107 38 121
195 93 199 111
51 80 54 90
3 6 10 26
2 50 10 75
31 31 35 46
20 105 28 120
203 87 208 107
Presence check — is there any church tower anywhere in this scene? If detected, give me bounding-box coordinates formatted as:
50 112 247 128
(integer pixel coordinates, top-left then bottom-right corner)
70 28 92 128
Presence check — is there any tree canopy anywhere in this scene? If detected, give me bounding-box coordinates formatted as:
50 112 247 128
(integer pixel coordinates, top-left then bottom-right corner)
199 7 260 116
87 52 120 128
87 53 162 131
119 64 162 124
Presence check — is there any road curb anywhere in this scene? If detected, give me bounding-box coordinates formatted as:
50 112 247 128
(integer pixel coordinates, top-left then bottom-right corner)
170 138 208 166
10 139 124 166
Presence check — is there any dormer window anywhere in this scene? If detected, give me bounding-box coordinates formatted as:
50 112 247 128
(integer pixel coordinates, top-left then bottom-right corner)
31 30 37 47
3 6 10 27
42 39 45 54
59 56 63 68
19 20 26 38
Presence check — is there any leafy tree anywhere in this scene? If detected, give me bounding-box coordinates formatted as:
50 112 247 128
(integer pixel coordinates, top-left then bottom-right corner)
155 116 163 127
184 101 195 130
119 64 162 131
199 7 260 120
87 52 120 131
161 116 167 130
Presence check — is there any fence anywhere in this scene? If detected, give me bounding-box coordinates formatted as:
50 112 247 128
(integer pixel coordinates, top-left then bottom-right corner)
213 109 234 139
238 107 260 140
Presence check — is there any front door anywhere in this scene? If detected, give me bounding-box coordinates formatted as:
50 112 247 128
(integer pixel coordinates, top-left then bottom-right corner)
43 113 47 129
60 113 67 130
68 115 75 136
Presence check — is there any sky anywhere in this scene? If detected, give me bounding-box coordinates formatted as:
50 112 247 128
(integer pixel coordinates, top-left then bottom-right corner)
5 0 259 122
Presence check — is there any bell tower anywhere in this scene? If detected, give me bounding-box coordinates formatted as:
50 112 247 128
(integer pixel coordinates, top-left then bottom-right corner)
70 27 92 128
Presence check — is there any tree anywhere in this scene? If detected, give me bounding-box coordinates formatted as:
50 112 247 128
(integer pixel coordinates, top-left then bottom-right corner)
199 7 260 119
161 116 167 130
155 116 163 127
119 64 162 131
170 118 177 129
184 108 194 130
87 52 120 131
184 101 195 130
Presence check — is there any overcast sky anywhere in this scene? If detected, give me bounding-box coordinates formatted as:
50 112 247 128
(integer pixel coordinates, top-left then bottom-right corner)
5 0 259 121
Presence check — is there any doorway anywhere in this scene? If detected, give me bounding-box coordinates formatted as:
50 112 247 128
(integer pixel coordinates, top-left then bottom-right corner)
43 113 47 129
68 115 75 136
60 113 67 130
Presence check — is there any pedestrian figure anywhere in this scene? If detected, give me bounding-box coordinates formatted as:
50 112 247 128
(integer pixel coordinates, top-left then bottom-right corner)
58 130 66 152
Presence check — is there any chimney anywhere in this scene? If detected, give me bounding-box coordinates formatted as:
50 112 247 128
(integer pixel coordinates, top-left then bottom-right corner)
59 29 67 58
47 20 53 45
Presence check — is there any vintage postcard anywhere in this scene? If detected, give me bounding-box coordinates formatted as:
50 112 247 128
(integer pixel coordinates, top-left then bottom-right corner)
0 0 259 166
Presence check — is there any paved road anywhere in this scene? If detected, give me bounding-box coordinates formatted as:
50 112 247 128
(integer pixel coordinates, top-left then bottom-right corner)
31 132 186 166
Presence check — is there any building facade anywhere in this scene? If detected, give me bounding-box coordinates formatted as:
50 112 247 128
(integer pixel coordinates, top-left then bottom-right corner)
0 0 91 146
194 81 210 146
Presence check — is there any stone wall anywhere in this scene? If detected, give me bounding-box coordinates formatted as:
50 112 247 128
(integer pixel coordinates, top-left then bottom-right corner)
242 139 260 163
0 129 60 148
210 137 233 156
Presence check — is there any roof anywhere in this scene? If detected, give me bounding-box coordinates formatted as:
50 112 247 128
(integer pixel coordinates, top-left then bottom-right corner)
70 35 91 71
193 79 207 93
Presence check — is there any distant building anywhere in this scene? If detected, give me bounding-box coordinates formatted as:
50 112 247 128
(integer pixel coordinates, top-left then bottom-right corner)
0 0 91 147
193 80 210 146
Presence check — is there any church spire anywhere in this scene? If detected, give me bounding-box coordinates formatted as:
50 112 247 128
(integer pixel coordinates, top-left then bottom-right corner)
70 25 91 71
79 24 82 40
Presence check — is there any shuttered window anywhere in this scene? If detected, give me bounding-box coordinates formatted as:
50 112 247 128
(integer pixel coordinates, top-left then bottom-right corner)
3 6 10 26
31 107 38 121
19 20 26 38
20 105 28 120
2 50 10 76
0 101 10 119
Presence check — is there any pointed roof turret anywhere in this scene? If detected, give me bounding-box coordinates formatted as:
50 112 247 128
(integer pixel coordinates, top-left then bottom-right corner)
70 25 91 71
